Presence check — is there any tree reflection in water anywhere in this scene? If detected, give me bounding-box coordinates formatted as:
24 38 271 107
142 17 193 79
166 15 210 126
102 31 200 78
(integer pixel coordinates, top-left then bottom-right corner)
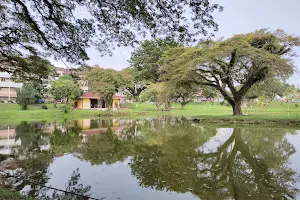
130 126 299 200
79 124 141 165
76 117 300 199
2 118 299 200
13 122 50 156
6 122 89 199
39 168 91 200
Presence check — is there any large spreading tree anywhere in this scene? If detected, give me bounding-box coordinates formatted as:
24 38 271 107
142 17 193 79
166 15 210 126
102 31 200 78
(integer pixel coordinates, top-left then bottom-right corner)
1 0 222 77
160 30 299 115
120 67 147 100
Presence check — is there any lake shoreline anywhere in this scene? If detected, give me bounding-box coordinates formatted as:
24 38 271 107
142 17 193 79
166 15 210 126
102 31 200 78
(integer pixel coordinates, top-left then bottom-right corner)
1 109 300 127
192 116 300 127
1 117 299 199
1 102 300 126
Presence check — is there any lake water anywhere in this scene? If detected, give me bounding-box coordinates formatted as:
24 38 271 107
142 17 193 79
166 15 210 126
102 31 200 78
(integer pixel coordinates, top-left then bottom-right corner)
0 117 300 200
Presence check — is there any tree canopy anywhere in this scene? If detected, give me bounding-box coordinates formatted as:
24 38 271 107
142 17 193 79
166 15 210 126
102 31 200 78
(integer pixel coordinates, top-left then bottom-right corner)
9 56 55 83
140 83 168 109
168 84 200 109
129 38 182 83
120 67 147 100
50 75 82 102
160 29 300 115
85 67 124 108
16 83 40 110
246 78 290 101
1 0 222 76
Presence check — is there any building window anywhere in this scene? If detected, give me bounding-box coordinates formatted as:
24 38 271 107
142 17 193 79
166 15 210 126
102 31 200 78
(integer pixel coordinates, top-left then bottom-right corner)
0 87 8 92
0 78 6 82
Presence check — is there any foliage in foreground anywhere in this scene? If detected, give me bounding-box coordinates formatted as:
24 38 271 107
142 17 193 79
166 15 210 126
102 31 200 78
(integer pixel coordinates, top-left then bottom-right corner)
1 0 222 76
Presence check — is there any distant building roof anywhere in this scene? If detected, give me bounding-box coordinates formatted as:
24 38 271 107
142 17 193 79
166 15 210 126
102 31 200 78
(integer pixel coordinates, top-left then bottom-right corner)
113 95 125 99
80 92 100 99
80 92 124 99
55 67 71 75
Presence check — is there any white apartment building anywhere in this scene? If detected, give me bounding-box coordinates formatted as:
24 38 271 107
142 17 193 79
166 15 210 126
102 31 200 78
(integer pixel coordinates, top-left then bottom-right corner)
0 72 23 102
0 67 89 102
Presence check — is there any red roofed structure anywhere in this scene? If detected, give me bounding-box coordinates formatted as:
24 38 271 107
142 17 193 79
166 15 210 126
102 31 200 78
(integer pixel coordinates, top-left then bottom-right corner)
80 92 100 99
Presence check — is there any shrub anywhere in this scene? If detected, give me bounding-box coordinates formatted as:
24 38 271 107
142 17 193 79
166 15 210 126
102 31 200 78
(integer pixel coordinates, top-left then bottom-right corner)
61 104 73 113
16 83 39 110
41 105 48 109
294 103 299 108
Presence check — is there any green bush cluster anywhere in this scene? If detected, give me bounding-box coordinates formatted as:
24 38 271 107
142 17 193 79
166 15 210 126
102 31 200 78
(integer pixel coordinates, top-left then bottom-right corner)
41 105 48 109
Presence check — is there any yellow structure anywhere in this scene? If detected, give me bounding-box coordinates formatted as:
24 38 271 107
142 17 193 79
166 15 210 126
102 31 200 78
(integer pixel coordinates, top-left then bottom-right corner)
74 98 92 109
112 97 120 109
74 92 122 109
76 119 92 129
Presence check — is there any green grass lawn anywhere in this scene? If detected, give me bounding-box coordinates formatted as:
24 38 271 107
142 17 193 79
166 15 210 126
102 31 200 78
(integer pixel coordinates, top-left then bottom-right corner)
0 188 33 200
0 102 299 125
125 101 300 117
0 103 154 125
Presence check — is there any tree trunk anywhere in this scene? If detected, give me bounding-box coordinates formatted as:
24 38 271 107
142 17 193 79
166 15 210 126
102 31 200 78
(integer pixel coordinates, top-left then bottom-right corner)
156 103 160 110
106 97 111 110
181 102 187 109
232 100 243 116
165 101 171 110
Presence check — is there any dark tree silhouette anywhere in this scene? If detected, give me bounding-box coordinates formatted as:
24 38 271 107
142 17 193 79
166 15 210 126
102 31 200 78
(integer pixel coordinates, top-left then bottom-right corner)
1 0 222 75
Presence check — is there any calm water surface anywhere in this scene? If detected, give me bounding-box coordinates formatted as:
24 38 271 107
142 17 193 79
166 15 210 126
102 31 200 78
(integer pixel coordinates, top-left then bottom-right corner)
0 117 299 200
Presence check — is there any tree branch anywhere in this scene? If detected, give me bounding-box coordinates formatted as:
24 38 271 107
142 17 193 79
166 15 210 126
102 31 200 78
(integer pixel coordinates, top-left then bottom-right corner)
236 66 268 99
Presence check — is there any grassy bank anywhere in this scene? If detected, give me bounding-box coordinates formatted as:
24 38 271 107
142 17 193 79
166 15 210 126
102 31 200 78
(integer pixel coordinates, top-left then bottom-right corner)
0 102 299 125
0 103 153 125
0 187 33 200
191 115 300 127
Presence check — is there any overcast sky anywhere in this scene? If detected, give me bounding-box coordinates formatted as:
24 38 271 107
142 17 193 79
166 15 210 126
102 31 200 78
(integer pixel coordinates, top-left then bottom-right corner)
50 0 300 85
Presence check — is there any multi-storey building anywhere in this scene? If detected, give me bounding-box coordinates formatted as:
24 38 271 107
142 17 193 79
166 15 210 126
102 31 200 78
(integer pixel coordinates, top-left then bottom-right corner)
0 72 23 102
43 67 89 92
0 67 90 102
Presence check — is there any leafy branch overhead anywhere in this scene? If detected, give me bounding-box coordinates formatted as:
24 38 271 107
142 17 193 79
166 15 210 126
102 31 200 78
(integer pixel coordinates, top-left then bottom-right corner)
0 0 222 75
